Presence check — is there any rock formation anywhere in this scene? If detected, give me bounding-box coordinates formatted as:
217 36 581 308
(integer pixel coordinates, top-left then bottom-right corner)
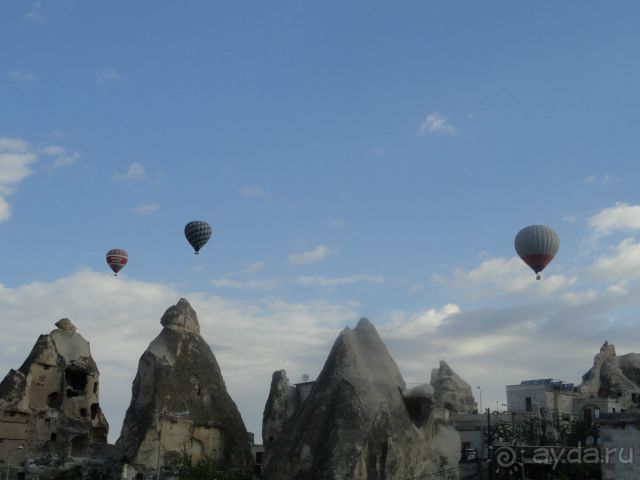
430 360 477 414
262 370 299 449
117 298 252 478
0 318 109 466
580 342 640 410
262 318 460 480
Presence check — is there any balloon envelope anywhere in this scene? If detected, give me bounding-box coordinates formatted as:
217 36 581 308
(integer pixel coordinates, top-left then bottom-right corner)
514 225 559 277
106 248 128 275
184 221 212 254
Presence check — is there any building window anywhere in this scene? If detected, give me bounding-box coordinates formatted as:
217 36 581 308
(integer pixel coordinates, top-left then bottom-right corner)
80 408 87 417
525 397 532 412
50 433 57 442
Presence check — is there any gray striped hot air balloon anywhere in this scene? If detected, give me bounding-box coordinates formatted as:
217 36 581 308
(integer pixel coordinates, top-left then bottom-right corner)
514 225 560 280
184 221 212 254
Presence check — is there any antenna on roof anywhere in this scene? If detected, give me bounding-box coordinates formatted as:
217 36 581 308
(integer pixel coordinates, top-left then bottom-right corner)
301 374 310 382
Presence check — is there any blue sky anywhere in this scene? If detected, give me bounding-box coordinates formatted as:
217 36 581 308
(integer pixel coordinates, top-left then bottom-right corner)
2 0 640 442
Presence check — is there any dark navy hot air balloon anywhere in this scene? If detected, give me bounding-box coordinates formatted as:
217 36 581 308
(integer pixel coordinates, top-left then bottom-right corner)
184 221 212 254
514 225 560 280
106 249 128 276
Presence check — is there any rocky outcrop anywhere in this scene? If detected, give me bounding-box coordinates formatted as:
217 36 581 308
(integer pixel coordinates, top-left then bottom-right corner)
116 298 252 478
262 318 460 480
430 360 476 414
263 370 299 449
580 342 640 409
0 318 109 466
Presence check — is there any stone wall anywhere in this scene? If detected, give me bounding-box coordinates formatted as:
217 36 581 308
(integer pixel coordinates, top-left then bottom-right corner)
599 413 640 480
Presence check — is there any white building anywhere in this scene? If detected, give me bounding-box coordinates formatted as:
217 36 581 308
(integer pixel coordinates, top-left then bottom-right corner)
506 379 577 420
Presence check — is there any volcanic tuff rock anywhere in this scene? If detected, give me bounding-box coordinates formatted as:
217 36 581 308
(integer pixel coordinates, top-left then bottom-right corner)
116 298 252 478
580 342 640 410
0 318 109 467
262 370 299 450
430 360 477 414
262 317 460 480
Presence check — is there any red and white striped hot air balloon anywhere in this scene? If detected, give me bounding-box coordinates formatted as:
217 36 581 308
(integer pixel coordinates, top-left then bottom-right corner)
514 225 559 280
106 248 128 276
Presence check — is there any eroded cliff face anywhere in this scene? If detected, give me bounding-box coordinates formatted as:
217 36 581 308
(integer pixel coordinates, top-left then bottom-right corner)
0 318 109 465
580 342 640 409
262 318 460 480
430 360 477 414
262 370 298 451
116 298 252 478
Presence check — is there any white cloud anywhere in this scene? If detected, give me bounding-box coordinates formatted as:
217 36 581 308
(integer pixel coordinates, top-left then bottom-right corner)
0 197 11 223
0 152 36 188
382 303 461 337
9 71 35 82
43 145 65 156
0 137 28 153
114 163 144 181
97 68 123 85
287 245 332 265
239 187 267 198
562 289 598 306
590 237 640 282
24 1 45 23
589 203 640 236
296 274 383 287
417 113 457 136
51 153 79 168
607 284 629 296
42 145 79 169
436 256 576 299
133 203 159 215
0 136 38 221
211 278 284 290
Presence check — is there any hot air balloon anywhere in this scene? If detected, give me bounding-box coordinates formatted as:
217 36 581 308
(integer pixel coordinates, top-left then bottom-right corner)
184 221 212 254
106 248 128 276
514 225 559 280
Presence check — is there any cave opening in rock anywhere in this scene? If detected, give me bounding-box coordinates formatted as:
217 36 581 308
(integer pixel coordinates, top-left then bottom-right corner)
47 392 61 408
403 396 432 428
65 367 88 392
